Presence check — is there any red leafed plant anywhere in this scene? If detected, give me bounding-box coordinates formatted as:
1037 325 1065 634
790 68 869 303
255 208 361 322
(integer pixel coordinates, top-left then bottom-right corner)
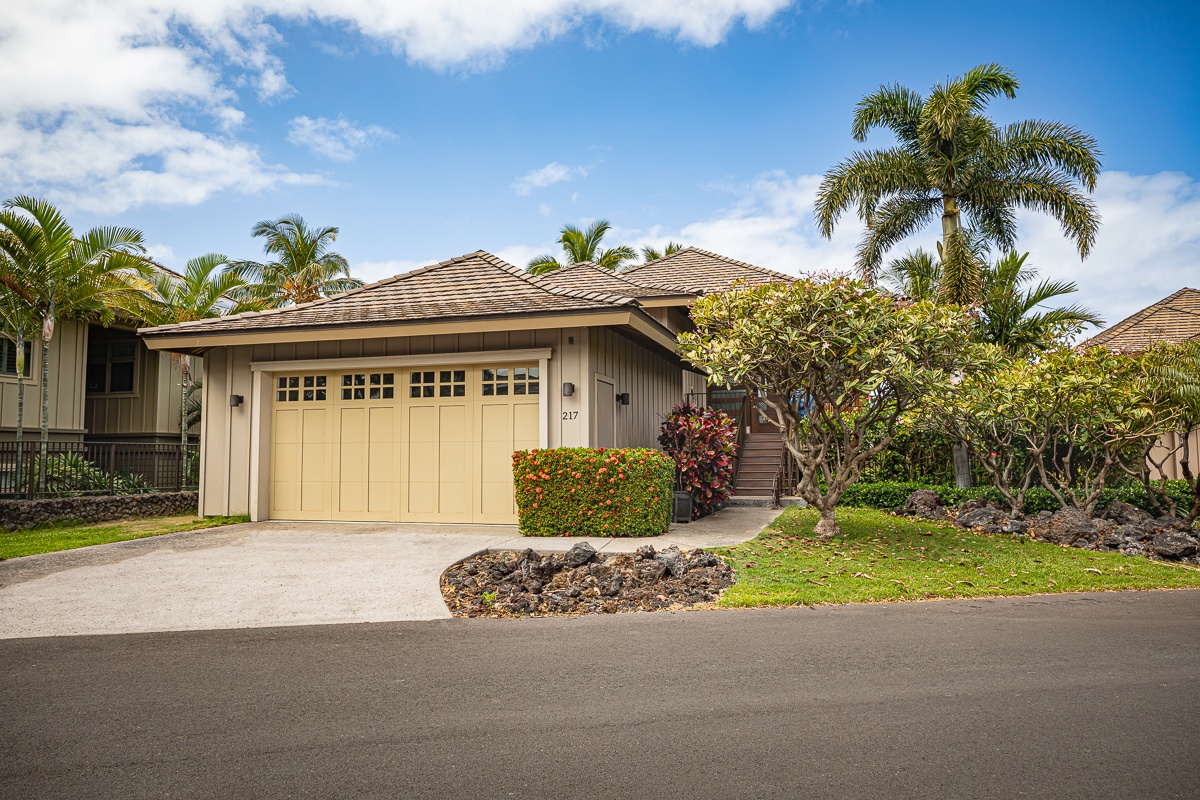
658 402 739 519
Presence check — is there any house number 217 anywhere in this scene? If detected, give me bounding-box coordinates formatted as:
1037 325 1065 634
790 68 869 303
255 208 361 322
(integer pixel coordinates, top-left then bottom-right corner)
561 411 578 420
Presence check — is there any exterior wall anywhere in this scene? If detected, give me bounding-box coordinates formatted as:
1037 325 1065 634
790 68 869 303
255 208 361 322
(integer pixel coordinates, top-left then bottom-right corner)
586 326 683 451
0 319 88 442
198 327 615 518
84 325 203 442
1150 427 1200 481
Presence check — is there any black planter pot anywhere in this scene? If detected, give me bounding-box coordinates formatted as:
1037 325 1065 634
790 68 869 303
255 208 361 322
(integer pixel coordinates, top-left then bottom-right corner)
673 491 693 524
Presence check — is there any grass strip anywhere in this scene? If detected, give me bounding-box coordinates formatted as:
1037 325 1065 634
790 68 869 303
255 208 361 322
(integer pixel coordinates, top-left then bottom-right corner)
714 506 1200 607
0 514 250 560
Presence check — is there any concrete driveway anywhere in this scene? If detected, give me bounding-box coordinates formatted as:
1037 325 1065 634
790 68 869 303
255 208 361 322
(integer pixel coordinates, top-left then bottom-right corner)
0 506 780 639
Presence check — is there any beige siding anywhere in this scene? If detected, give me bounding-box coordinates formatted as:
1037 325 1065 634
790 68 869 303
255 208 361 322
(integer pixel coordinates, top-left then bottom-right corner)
586 326 683 450
84 325 204 440
0 319 87 441
1150 427 1200 481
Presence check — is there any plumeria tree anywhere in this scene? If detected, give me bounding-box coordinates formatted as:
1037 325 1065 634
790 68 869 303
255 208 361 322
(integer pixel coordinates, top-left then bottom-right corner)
680 277 980 538
1140 341 1200 523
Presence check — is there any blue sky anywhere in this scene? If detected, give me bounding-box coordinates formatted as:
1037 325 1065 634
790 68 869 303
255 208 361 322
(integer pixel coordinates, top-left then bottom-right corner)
3 0 1198 327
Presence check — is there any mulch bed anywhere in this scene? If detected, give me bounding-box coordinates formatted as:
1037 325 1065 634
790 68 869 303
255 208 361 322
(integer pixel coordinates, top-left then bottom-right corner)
441 542 736 618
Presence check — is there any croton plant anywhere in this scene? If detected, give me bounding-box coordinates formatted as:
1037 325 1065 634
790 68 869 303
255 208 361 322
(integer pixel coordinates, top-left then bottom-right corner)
658 402 739 519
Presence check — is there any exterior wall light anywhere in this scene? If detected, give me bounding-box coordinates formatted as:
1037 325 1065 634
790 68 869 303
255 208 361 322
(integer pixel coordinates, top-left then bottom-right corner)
616 392 630 406
229 394 244 407
562 382 575 397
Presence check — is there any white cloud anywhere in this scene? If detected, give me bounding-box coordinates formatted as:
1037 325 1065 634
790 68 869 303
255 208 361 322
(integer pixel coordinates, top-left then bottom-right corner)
145 243 178 268
287 116 394 161
0 0 793 212
627 169 1200 329
513 162 590 195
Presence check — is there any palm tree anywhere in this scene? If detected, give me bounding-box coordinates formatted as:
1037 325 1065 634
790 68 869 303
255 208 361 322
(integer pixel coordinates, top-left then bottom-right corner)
143 254 253 452
814 63 1102 305
640 241 685 262
0 276 37 466
229 214 362 308
0 196 148 489
527 219 636 275
976 252 1103 353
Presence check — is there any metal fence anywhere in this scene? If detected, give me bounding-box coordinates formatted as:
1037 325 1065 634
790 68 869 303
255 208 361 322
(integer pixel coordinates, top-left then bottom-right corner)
0 441 199 499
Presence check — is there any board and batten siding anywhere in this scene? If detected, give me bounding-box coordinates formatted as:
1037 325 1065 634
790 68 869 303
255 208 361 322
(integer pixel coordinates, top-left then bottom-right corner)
0 320 88 441
198 326 621 518
586 326 683 452
84 340 202 440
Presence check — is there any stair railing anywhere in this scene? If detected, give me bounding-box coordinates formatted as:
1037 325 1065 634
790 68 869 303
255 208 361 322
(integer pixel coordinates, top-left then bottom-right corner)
771 446 800 507
731 390 752 488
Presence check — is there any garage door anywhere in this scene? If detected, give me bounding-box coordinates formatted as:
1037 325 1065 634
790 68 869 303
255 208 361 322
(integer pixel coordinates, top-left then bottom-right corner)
269 364 540 523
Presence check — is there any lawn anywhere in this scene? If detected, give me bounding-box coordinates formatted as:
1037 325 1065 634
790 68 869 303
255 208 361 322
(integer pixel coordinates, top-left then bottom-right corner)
713 506 1200 607
0 514 249 560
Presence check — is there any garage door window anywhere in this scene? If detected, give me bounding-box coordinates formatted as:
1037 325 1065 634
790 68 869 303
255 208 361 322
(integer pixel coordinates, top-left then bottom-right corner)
409 369 465 398
481 366 539 396
342 372 395 400
276 375 327 402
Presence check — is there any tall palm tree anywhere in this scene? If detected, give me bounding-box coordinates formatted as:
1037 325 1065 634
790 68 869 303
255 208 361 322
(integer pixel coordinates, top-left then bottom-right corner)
527 219 636 275
640 241 685 262
814 63 1102 305
0 276 37 463
143 254 253 451
0 196 148 488
229 214 362 308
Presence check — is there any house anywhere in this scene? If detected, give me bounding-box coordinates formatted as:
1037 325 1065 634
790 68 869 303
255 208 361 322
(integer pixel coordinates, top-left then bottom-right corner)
1 319 196 445
1081 287 1200 481
138 248 793 524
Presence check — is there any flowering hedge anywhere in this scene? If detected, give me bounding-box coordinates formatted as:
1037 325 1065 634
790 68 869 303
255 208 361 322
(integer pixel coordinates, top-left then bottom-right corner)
658 402 739 519
512 447 673 537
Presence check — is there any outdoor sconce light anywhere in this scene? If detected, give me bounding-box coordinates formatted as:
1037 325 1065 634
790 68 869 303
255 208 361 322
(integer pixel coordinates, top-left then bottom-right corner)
229 394 244 407
616 392 630 406
562 382 575 397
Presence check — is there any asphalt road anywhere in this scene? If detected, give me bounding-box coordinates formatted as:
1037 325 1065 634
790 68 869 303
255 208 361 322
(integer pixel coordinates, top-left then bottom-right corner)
2 591 1198 799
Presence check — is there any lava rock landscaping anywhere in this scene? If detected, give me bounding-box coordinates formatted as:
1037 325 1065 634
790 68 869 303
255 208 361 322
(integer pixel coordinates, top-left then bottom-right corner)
441 542 736 618
896 492 1200 565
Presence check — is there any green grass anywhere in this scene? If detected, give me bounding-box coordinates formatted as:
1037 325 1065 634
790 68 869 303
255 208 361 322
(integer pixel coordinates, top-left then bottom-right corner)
713 506 1200 607
0 514 250 560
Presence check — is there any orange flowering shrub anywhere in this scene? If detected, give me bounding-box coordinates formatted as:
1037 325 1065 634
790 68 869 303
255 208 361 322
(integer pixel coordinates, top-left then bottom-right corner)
512 447 673 537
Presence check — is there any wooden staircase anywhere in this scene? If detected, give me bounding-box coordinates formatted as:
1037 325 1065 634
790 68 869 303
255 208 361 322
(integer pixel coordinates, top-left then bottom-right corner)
734 432 786 497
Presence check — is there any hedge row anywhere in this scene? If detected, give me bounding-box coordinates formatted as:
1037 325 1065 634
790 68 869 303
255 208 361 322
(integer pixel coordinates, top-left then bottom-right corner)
837 480 1193 516
512 447 674 537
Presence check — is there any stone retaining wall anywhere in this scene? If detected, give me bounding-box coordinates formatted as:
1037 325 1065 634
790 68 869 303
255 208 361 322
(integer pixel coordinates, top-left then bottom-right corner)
0 492 199 530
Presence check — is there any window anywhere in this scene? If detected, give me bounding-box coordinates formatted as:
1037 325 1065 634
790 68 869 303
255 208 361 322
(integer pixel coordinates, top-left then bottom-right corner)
481 365 539 397
409 369 463 398
86 340 137 394
0 339 31 378
276 375 328 402
341 372 394 401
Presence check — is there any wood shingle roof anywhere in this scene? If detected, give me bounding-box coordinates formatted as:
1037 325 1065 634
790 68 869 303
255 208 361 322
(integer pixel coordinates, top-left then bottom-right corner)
616 247 793 293
533 261 688 298
140 251 636 338
1079 288 1200 351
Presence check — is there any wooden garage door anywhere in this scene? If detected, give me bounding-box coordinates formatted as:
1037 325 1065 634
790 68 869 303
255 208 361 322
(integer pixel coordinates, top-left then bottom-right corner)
270 364 540 523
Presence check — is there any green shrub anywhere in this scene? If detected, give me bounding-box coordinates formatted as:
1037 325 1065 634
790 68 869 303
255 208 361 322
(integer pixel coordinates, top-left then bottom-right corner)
838 479 1191 516
513 447 673 537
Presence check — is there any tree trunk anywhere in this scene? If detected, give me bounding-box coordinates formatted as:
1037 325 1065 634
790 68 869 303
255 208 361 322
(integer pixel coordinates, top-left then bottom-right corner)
39 339 50 493
953 441 972 488
180 355 189 486
15 333 24 493
813 504 840 540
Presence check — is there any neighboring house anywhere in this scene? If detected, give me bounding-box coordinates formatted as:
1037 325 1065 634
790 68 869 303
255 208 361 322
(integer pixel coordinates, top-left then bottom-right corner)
1080 287 1200 481
139 248 793 524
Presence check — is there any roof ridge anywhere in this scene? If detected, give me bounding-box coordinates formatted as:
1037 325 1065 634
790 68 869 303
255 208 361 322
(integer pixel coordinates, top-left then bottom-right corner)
1082 287 1200 348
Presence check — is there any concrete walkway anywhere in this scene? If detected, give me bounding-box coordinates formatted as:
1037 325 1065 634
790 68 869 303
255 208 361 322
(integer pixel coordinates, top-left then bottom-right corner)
0 505 782 638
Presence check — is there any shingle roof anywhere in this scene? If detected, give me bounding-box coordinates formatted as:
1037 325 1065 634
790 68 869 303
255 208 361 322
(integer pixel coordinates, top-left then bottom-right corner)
1079 288 1200 352
533 261 687 298
616 247 793 293
139 251 636 338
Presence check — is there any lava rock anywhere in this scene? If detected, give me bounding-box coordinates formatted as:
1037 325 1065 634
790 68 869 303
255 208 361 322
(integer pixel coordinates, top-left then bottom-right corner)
563 541 598 567
956 506 1007 529
1101 500 1154 527
635 544 657 561
655 545 688 577
1152 515 1191 533
1035 508 1098 546
1149 533 1199 560
904 489 947 520
1002 519 1029 534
